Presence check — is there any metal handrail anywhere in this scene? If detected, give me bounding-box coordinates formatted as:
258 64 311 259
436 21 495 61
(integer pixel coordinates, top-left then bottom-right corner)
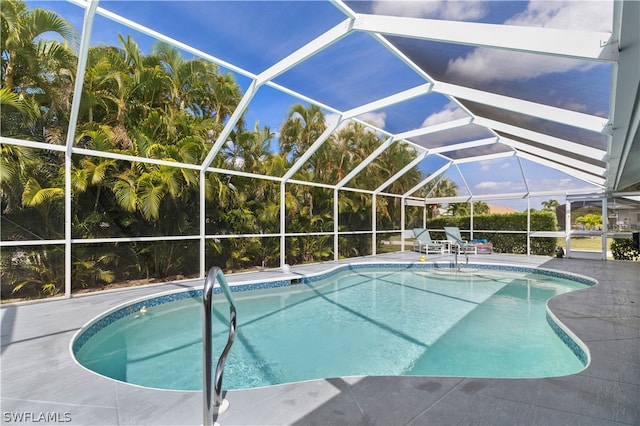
450 240 469 270
203 267 237 426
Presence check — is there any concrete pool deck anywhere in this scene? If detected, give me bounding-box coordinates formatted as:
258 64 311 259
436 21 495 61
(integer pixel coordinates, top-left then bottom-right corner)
1 252 638 425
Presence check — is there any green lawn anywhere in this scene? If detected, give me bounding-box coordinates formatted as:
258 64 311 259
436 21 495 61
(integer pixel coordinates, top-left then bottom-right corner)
565 237 612 251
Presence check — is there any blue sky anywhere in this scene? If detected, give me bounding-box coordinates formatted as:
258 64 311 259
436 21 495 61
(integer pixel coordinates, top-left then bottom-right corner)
30 0 612 211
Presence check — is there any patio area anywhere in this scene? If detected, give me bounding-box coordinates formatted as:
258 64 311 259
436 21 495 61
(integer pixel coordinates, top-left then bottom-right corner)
1 252 638 425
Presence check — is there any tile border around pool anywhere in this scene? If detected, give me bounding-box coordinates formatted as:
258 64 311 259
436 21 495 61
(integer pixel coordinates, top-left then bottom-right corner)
71 280 292 353
72 261 596 367
296 261 597 287
546 310 589 366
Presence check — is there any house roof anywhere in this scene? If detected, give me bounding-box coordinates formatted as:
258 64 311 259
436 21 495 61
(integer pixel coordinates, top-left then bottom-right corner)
487 204 519 215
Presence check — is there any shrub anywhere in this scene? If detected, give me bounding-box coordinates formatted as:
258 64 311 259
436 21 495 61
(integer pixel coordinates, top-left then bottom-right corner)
611 238 639 261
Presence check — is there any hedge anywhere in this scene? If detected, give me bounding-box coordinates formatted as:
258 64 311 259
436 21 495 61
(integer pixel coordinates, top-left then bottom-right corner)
425 211 558 255
611 238 639 261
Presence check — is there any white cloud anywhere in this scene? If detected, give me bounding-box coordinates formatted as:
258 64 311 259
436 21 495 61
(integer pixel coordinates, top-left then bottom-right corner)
325 113 342 130
560 100 592 115
357 111 387 129
505 1 613 32
533 178 580 191
545 178 573 188
421 102 468 127
372 1 441 18
371 1 488 21
474 180 528 194
474 181 518 191
446 48 595 84
478 159 511 173
439 1 488 21
444 1 612 83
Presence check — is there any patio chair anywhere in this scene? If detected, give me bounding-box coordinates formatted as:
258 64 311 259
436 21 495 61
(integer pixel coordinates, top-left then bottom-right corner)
444 227 477 255
413 228 445 255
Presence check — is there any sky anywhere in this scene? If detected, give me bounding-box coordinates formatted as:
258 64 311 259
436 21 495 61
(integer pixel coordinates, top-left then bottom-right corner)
28 0 613 211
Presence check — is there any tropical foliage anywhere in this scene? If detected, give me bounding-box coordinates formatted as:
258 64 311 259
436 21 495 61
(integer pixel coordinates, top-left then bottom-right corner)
610 238 639 261
575 213 602 230
541 199 560 211
446 201 489 216
2 1 459 299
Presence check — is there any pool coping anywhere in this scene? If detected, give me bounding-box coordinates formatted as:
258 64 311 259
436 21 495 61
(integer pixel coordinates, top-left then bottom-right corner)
1 252 638 425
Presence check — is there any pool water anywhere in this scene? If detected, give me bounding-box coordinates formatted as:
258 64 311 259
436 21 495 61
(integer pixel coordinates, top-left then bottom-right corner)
73 267 589 390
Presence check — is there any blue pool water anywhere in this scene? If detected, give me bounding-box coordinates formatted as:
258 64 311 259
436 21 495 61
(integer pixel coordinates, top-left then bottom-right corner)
73 265 591 390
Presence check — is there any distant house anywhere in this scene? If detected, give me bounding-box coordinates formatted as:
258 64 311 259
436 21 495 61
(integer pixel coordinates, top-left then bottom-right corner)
608 201 640 231
437 204 518 216
487 204 519 215
555 201 640 232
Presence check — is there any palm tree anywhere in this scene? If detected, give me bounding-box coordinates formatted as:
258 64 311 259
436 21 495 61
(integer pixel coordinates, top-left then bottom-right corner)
152 40 240 130
331 121 382 186
0 87 40 127
240 121 274 172
207 72 244 130
425 177 458 218
1 0 77 91
0 143 39 216
473 201 490 215
322 123 359 182
0 143 64 240
447 202 470 217
446 201 488 216
1 0 78 139
279 103 326 163
542 199 560 211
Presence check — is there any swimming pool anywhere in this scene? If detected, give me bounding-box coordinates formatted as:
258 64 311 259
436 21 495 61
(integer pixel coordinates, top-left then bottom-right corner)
71 263 594 391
